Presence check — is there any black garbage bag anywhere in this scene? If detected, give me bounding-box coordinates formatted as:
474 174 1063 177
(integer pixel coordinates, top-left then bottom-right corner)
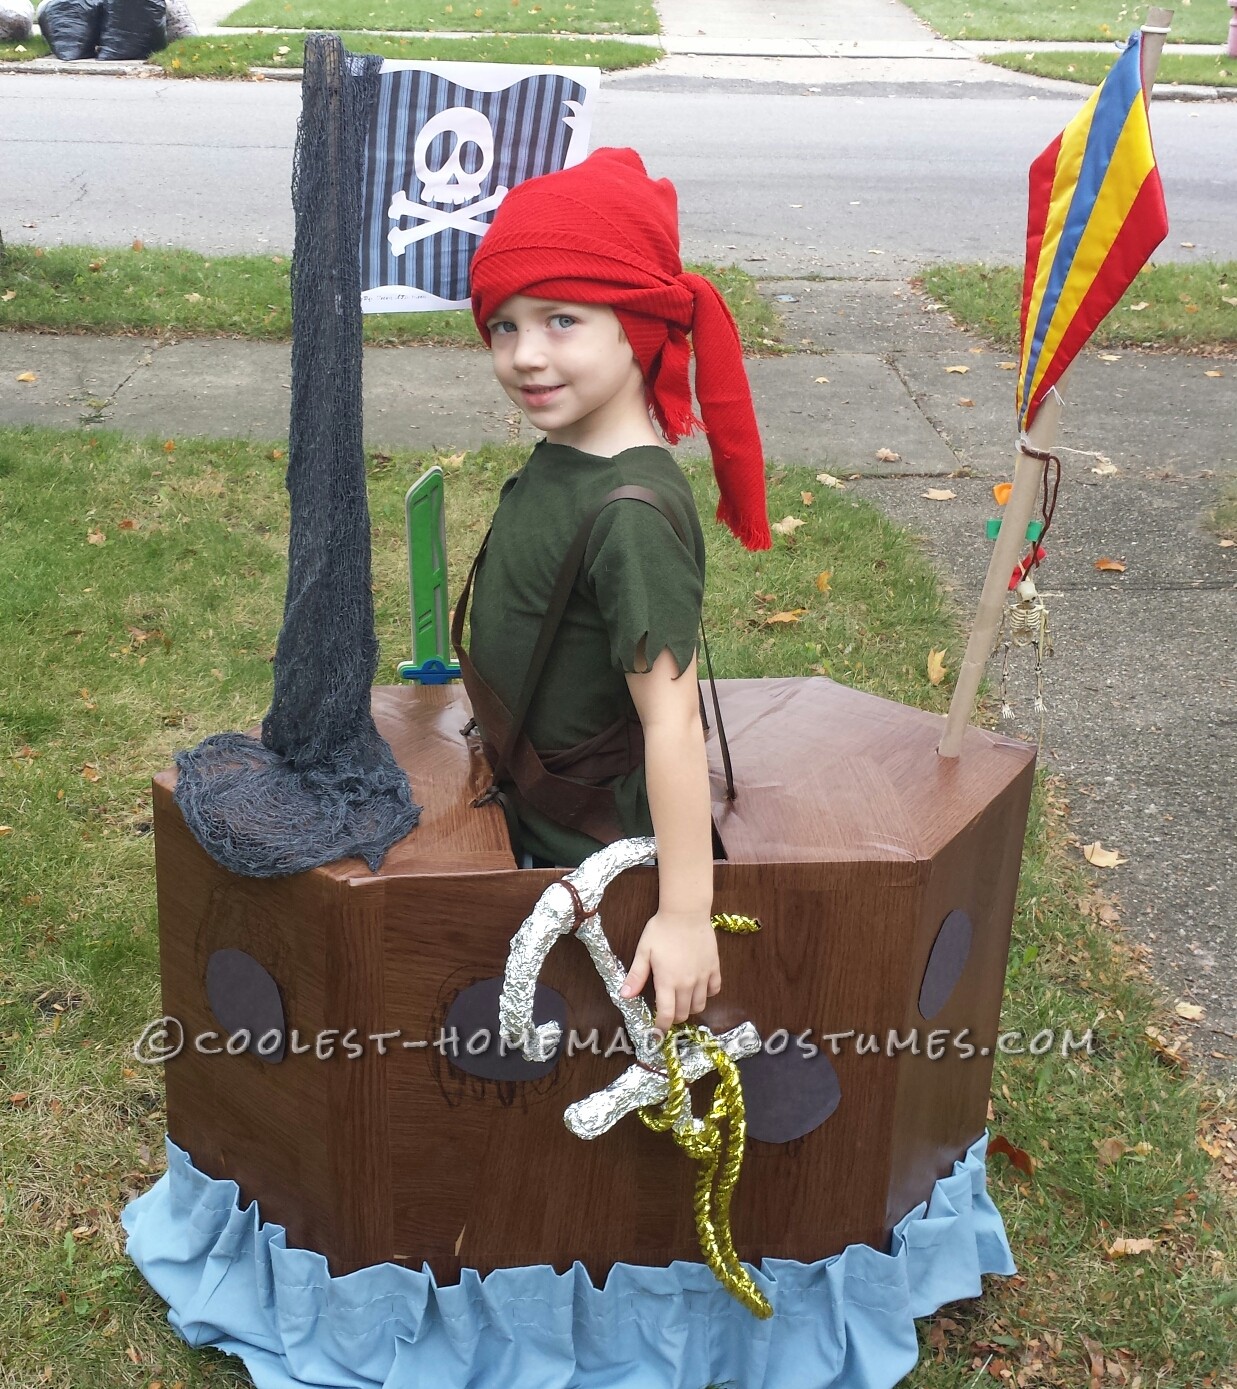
96 0 165 58
37 0 105 59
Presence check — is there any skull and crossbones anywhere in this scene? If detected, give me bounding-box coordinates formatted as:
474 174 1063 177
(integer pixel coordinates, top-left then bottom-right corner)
387 107 509 257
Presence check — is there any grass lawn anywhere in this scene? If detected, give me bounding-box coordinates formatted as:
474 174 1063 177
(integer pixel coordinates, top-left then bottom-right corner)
897 0 1228 43
150 29 658 74
0 35 50 59
1 423 1234 1385
220 0 658 34
1211 479 1237 538
987 49 1237 86
0 30 657 70
0 246 781 354
919 261 1237 353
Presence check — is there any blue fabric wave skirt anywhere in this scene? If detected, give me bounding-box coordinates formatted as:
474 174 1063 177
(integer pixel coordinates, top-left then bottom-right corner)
123 1131 1015 1389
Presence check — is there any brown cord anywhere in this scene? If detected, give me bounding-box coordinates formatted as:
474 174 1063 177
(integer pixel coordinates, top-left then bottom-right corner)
1015 439 1062 577
560 878 597 934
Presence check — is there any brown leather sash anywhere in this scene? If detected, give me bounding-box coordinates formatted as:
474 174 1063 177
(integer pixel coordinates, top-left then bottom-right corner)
451 483 733 847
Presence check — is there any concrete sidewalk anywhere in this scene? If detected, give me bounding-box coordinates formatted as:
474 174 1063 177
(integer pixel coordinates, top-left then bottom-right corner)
2 285 1234 1094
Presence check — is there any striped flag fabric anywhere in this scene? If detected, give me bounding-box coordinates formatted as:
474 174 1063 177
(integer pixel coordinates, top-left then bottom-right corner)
1017 31 1168 432
359 61 598 313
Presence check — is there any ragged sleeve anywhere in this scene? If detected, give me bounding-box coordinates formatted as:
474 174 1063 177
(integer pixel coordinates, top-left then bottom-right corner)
582 496 704 678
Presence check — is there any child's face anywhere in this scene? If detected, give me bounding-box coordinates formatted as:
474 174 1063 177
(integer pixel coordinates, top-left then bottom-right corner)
485 295 647 452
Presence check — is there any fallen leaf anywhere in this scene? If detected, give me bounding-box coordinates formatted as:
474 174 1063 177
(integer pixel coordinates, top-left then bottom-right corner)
874 448 900 463
7 1092 29 1106
764 609 807 625
132 239 144 252
1204 369 1224 378
815 570 832 594
0 826 12 838
1094 557 1126 572
813 375 830 384
183 292 203 304
1096 1136 1127 1166
86 530 106 546
998 361 1017 370
1145 1025 1187 1069
957 397 974 407
1105 1237 1155 1258
163 439 176 453
268 448 285 461
771 516 806 536
927 648 947 685
1222 296 1237 307
1174 1001 1205 1021
800 491 814 506
1220 539 1235 548
1180 241 1195 248
816 471 845 489
81 764 101 783
1098 352 1122 362
88 259 105 272
923 488 956 501
988 1133 1036 1177
16 371 37 383
1083 841 1127 868
944 365 969 375
992 481 1013 505
1128 300 1149 311
1091 460 1119 476
1 290 15 302
118 518 138 531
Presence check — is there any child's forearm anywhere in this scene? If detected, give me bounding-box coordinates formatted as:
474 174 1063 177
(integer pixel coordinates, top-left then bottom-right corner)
642 710 713 917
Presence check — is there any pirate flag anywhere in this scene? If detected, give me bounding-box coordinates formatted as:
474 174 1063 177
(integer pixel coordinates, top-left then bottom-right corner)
360 60 600 313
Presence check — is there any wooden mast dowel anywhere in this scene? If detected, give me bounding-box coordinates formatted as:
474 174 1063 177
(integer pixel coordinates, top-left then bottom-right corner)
937 7 1173 759
937 382 1067 759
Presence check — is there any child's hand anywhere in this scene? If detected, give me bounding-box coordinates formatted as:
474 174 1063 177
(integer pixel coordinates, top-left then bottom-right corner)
619 911 721 1034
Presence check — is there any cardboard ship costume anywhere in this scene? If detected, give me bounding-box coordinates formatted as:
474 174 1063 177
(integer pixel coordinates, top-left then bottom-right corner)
120 36 1046 1389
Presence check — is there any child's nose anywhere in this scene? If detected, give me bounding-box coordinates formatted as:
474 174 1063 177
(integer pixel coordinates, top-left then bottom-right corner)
512 329 548 371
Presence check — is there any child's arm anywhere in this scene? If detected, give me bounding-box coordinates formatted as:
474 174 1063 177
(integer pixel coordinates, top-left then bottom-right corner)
618 644 720 1034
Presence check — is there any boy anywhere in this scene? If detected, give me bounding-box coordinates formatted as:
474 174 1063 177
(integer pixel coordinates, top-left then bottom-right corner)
457 147 770 1036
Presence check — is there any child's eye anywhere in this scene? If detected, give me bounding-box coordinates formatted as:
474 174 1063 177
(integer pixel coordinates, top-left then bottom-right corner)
489 321 516 335
551 314 577 330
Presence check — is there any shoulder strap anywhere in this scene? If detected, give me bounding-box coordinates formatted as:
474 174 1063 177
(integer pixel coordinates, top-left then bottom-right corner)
454 483 736 803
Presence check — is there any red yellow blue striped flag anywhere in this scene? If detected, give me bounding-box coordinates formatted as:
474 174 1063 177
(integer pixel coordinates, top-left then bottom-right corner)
1017 32 1168 432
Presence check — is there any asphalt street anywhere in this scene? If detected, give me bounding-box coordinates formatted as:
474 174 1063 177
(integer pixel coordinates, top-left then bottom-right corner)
2 75 1235 275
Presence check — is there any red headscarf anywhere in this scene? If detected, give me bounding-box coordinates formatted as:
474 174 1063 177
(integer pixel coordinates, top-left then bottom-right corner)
470 147 771 551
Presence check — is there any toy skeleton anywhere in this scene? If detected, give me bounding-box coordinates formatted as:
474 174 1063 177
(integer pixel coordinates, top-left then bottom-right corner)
498 837 762 1141
996 574 1052 723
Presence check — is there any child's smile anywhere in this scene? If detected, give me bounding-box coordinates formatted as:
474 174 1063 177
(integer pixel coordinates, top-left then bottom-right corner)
486 295 659 457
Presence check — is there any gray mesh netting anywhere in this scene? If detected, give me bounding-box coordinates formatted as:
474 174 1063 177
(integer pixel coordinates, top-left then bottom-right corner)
174 36 421 877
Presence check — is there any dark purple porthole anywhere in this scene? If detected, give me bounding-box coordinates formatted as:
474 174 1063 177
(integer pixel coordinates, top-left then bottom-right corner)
443 976 568 1082
739 1044 841 1145
205 948 286 1064
918 909 973 1020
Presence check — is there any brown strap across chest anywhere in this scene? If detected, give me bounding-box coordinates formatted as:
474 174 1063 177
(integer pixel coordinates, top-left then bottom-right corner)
451 484 734 847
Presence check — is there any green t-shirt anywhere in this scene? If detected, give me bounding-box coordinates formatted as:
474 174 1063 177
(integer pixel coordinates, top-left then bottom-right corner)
467 439 706 867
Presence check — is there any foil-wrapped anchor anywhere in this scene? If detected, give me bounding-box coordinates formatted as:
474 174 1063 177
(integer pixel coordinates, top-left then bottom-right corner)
498 837 763 1140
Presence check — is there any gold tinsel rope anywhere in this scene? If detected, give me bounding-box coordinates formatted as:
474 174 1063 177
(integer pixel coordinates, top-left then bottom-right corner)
711 912 762 935
639 1023 773 1319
